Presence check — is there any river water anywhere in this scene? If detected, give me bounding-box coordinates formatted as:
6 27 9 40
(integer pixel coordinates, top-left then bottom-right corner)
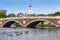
0 28 60 40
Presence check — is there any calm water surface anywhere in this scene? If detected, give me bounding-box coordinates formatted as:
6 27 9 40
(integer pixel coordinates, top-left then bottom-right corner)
0 28 60 40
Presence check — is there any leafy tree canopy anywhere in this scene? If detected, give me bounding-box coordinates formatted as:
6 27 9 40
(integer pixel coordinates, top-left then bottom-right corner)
0 12 7 18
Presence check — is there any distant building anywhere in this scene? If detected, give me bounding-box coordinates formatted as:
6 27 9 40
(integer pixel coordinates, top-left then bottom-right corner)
0 9 7 14
8 13 16 17
17 12 24 17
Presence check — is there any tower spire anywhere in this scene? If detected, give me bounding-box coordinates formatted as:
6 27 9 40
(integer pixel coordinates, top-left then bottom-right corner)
28 5 32 15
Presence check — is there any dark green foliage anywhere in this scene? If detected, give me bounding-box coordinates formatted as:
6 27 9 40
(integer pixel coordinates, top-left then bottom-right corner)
54 12 60 16
35 24 55 28
37 14 46 16
30 14 36 16
0 12 7 18
48 12 60 16
15 23 22 27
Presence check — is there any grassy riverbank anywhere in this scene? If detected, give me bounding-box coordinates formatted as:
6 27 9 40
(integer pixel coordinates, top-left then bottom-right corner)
35 24 55 28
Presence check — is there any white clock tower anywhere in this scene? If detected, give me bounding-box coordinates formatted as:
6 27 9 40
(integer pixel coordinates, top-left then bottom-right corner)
28 5 32 15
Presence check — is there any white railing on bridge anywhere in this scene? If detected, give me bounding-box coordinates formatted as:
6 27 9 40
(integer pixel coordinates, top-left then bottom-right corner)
0 16 60 20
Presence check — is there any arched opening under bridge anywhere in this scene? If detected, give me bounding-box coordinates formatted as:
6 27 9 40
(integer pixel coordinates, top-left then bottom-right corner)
26 19 56 28
3 20 22 28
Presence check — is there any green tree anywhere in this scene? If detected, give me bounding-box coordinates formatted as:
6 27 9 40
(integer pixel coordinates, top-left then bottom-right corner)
48 14 54 16
54 12 60 16
30 14 36 16
37 14 46 16
15 23 22 27
0 12 7 18
48 12 60 16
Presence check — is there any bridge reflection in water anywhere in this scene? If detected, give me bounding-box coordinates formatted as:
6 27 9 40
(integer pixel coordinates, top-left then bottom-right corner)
0 28 60 40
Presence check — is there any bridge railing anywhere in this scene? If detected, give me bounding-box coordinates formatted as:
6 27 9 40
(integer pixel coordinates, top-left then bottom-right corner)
0 16 60 20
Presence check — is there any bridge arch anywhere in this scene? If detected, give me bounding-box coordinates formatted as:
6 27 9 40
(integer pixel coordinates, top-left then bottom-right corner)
26 19 57 28
2 20 23 28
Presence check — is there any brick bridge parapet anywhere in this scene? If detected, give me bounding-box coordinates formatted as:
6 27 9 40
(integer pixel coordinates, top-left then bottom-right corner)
0 16 60 28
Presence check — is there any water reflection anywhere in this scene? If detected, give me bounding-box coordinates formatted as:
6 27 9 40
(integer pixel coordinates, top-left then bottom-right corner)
0 28 60 40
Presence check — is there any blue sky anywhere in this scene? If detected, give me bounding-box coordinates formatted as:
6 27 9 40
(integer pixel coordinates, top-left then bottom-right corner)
0 0 60 14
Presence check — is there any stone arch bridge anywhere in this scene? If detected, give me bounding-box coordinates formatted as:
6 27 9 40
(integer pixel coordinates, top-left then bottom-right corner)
0 16 60 28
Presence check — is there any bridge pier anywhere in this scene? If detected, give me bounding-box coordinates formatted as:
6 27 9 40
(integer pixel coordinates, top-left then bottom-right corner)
0 24 3 28
22 25 26 28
